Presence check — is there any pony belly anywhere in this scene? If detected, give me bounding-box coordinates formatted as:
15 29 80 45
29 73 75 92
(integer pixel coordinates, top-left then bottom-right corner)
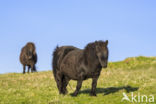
62 70 79 80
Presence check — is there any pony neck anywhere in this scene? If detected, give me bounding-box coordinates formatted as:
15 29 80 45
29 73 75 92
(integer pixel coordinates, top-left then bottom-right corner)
83 43 101 67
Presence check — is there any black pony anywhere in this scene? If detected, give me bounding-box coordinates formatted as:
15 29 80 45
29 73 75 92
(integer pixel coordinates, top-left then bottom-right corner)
52 40 109 96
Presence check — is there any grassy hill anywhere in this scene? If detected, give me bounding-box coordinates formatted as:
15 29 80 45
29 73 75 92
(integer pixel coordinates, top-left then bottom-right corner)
0 56 156 104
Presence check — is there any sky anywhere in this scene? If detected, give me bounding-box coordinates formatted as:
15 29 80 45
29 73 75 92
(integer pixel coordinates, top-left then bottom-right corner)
0 0 156 74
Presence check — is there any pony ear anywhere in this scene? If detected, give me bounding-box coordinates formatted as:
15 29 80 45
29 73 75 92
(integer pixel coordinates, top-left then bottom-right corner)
105 40 108 46
95 40 98 44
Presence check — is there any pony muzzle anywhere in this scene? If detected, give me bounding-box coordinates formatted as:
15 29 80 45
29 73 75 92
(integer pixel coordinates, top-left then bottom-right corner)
102 65 107 68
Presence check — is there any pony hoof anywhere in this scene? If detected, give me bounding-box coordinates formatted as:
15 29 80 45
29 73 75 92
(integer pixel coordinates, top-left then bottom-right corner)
90 93 97 96
62 91 67 95
71 93 78 97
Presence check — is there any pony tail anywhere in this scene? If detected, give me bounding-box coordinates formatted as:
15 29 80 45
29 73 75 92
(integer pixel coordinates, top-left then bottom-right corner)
52 46 59 81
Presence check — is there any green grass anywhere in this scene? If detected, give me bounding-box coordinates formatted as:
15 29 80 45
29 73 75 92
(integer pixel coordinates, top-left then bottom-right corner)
0 56 156 104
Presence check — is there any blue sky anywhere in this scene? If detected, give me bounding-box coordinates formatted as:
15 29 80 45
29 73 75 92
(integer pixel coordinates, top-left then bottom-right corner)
0 0 156 73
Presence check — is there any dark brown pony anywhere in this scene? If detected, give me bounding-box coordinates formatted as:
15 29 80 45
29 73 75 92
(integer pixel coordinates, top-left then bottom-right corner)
20 42 37 74
52 40 109 96
52 46 78 90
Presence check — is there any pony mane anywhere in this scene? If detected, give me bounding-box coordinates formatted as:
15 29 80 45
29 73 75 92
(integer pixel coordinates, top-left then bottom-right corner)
83 40 106 65
84 40 105 54
84 42 96 55
26 42 36 50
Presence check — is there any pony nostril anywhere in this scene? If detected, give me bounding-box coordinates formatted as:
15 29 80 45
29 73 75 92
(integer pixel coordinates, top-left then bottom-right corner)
101 56 105 60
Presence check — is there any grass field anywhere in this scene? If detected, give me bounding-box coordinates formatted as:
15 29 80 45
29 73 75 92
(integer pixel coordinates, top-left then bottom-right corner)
0 56 156 104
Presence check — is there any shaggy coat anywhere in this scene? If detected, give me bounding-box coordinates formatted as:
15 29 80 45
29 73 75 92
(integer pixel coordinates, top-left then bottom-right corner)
20 42 37 74
52 40 109 96
53 46 78 89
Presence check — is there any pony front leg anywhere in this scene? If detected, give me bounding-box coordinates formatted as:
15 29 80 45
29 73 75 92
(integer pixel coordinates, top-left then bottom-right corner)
90 77 98 96
28 66 30 73
62 77 70 95
23 65 26 74
72 80 83 96
30 64 34 73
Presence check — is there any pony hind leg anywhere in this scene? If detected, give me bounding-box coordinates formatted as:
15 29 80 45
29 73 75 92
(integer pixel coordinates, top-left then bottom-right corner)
54 71 60 93
62 76 70 95
57 72 64 94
